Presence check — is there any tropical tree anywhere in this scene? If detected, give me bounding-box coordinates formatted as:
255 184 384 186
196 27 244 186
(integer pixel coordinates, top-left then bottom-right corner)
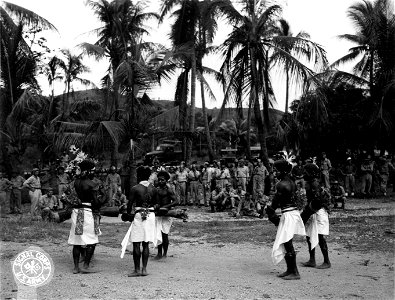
160 0 227 161
82 0 159 120
276 19 319 114
219 0 327 166
58 49 95 119
332 0 395 143
0 1 57 170
41 55 63 123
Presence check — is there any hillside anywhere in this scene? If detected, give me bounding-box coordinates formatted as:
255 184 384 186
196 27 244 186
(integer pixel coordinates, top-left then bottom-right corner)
61 89 284 123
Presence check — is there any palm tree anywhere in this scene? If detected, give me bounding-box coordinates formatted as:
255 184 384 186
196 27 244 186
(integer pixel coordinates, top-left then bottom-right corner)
332 0 395 139
275 19 325 114
41 55 63 123
82 0 159 120
59 49 95 118
0 1 57 170
160 0 226 162
219 0 327 166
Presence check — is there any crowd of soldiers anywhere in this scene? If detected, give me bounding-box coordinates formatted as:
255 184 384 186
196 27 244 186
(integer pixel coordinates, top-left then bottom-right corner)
0 160 127 220
146 150 393 216
0 149 393 220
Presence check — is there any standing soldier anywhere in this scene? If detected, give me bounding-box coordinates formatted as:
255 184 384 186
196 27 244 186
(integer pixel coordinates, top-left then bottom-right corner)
252 159 269 200
291 158 305 189
320 152 332 189
105 166 121 207
377 155 390 196
217 163 231 189
175 162 189 205
23 168 42 219
236 160 250 191
168 166 178 197
360 155 374 196
188 161 201 206
57 166 70 209
201 162 210 207
10 170 25 214
343 157 356 197
0 172 13 217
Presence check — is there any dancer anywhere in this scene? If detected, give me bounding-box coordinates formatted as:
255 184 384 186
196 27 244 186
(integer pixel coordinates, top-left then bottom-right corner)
265 160 306 280
301 163 332 269
154 171 178 259
68 160 102 274
121 166 158 277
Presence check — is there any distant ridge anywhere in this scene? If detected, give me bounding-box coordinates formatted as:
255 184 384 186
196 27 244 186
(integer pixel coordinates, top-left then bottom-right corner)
57 88 284 121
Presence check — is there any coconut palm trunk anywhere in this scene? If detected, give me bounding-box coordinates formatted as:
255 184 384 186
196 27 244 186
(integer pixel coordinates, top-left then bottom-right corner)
249 47 269 167
246 91 253 159
200 79 214 161
186 50 197 163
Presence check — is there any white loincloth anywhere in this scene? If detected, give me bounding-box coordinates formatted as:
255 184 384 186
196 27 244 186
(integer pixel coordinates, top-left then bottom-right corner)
305 208 329 250
272 210 306 265
120 211 157 258
68 208 101 245
155 216 173 246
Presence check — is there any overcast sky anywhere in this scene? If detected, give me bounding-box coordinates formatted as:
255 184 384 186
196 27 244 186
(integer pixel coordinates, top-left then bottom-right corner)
6 0 359 111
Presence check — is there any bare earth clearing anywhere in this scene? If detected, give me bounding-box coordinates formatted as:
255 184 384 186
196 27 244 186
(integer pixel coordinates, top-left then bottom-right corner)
1 197 394 300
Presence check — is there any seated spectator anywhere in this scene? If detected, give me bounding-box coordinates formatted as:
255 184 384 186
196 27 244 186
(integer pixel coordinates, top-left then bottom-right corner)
235 192 260 218
38 188 58 221
223 182 238 209
113 188 127 213
255 191 269 217
330 181 346 209
210 186 225 213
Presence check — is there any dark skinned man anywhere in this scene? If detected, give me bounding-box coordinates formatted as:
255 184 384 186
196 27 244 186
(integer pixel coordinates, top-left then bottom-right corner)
154 171 178 260
301 163 332 269
121 166 159 277
265 160 306 280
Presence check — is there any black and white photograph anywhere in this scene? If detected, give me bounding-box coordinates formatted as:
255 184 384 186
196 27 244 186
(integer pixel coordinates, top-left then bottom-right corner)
0 0 394 299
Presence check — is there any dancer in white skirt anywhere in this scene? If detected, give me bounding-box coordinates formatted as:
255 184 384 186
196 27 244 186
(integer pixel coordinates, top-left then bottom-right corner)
301 163 332 269
121 166 159 277
265 160 306 280
68 160 102 274
154 171 178 260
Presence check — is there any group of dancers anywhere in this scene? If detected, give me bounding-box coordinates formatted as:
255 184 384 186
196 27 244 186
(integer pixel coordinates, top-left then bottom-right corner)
67 158 331 279
266 160 331 280
67 161 178 275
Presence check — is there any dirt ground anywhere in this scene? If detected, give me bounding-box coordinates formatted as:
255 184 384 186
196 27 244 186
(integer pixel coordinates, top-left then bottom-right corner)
1 197 394 300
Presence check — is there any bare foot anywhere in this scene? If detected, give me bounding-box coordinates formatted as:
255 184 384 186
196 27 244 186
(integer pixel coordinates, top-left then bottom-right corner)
282 273 301 280
73 267 80 274
80 265 98 274
302 260 316 267
127 270 141 277
277 271 290 278
141 268 148 276
316 262 331 269
152 255 162 260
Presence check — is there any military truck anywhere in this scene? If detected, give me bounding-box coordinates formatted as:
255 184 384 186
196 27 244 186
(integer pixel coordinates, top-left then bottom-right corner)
143 140 183 166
